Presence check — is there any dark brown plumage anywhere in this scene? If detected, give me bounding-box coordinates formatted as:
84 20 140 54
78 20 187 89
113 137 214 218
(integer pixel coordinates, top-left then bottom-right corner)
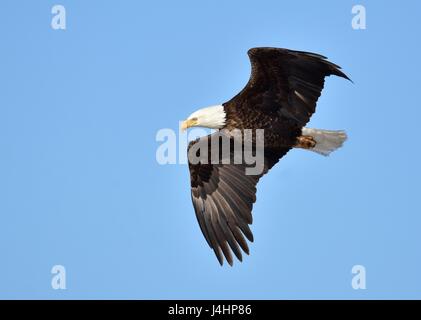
187 47 350 265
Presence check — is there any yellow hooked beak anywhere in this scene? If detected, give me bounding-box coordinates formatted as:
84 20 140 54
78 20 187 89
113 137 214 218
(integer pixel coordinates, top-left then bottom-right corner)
181 118 198 132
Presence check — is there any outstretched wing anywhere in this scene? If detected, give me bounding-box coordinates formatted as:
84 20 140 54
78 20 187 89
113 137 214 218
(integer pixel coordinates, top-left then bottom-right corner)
224 47 350 127
188 132 289 265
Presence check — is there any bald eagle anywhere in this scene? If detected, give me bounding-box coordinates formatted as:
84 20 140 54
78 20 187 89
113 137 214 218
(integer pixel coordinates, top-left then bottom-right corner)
181 47 350 266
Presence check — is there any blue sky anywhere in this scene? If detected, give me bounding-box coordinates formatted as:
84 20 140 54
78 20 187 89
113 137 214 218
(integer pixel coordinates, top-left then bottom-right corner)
0 0 420 299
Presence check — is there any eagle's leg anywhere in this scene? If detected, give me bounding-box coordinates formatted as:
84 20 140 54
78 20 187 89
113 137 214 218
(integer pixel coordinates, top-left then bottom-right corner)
295 135 316 149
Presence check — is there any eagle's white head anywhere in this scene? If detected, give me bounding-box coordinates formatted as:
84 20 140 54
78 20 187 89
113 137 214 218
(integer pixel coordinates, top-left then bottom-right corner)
181 105 226 131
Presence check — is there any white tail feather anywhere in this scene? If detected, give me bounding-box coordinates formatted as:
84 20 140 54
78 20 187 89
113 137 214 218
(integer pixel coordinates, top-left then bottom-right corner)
302 127 347 156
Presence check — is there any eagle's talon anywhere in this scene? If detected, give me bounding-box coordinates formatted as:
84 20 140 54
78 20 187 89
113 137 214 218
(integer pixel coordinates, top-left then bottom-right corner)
296 135 316 149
